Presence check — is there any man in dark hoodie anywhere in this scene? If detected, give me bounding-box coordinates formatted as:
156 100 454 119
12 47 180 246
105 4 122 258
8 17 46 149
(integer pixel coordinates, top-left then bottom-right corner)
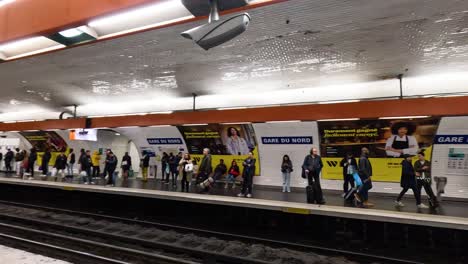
4 148 14 173
81 150 93 184
28 148 37 179
41 149 51 177
105 151 118 186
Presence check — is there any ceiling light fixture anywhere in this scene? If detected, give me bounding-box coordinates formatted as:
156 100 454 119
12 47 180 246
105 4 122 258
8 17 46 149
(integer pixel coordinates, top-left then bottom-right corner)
182 123 208 126
265 120 301 124
148 125 173 128
379 116 430 120
217 107 248 110
0 0 15 8
318 100 361 104
59 28 84 38
0 36 65 60
150 111 174 114
318 118 360 122
49 26 98 46
221 122 252 125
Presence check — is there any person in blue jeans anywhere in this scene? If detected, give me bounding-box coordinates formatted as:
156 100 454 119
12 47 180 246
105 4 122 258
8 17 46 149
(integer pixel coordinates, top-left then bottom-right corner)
281 155 293 192
225 160 240 189
355 147 374 207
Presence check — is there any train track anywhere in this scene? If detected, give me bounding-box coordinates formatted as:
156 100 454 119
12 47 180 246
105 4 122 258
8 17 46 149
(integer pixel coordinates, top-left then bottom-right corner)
0 200 423 264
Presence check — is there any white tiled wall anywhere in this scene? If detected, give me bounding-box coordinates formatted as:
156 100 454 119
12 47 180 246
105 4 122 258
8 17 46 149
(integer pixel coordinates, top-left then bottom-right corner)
431 117 468 198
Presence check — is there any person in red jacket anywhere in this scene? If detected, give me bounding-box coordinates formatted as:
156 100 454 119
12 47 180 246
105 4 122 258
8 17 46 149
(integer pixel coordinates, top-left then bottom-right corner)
225 160 240 189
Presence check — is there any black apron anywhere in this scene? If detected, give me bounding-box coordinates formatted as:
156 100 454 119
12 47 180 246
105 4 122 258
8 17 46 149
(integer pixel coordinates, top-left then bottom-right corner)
391 136 409 157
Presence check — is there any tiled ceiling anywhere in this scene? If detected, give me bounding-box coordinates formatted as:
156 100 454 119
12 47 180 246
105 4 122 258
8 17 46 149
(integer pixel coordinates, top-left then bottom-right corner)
0 0 468 117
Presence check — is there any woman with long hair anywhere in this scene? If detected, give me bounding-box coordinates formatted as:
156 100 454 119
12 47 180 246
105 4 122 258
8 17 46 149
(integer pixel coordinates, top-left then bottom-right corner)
281 155 293 192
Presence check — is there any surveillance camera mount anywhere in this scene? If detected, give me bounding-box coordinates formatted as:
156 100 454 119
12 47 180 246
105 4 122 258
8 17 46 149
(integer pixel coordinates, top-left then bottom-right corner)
209 0 220 23
181 0 249 17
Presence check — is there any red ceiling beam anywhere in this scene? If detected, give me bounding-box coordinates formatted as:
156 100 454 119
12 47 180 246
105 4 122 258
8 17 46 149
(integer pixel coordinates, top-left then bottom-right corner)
0 0 160 44
1 97 468 132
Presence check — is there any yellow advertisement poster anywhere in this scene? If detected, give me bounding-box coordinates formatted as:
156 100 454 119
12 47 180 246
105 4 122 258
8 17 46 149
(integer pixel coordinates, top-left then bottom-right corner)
318 118 440 182
178 124 260 175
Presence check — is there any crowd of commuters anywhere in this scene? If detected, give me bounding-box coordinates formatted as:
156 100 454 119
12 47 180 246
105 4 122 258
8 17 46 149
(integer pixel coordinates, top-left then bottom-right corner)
0 145 440 209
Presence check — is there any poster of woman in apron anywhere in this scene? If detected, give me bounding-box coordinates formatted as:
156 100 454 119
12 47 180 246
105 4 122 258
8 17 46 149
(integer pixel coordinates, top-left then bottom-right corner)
385 122 419 157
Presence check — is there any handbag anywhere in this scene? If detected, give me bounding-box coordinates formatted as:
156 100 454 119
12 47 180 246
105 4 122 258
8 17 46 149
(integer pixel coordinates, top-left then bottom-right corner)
353 172 363 186
185 163 193 172
128 169 134 177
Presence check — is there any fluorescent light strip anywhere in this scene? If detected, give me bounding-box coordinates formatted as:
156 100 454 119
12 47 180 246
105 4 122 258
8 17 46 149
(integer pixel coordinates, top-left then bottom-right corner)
379 116 430 120
0 0 15 8
93 15 194 40
118 126 139 128
266 120 301 124
182 123 208 126
318 118 360 122
217 107 248 110
16 119 36 123
221 122 252 125
150 111 173 114
2 121 17 123
318 100 361 104
148 125 172 128
6 44 66 60
94 127 110 129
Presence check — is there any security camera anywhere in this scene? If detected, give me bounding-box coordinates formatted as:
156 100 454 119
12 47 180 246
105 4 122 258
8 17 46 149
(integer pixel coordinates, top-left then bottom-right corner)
181 0 251 50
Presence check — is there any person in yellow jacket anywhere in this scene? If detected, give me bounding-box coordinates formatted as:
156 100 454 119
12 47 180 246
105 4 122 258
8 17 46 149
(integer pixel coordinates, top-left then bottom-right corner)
91 151 101 179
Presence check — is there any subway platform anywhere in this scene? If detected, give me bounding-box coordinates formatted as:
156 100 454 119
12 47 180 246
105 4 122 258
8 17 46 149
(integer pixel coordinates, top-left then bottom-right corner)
0 172 467 230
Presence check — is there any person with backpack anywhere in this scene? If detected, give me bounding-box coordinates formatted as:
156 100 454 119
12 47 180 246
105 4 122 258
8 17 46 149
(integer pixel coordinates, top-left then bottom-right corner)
179 153 193 192
41 149 51 177
355 147 374 207
105 151 118 186
4 148 14 173
225 160 240 189
67 148 76 176
302 148 324 204
81 150 93 184
281 155 293 193
15 148 24 176
395 154 429 209
54 151 67 180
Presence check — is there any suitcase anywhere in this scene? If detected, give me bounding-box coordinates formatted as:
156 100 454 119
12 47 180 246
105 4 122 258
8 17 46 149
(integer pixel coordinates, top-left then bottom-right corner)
344 187 357 201
306 185 315 204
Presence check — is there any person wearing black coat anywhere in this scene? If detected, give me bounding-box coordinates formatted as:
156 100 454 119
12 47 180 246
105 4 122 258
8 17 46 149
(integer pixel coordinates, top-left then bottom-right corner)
281 155 293 193
4 149 14 173
54 152 67 179
28 148 37 179
41 149 51 176
67 149 75 176
302 148 325 204
105 152 118 186
81 150 93 184
339 153 357 194
238 152 256 198
395 155 428 209
121 152 132 180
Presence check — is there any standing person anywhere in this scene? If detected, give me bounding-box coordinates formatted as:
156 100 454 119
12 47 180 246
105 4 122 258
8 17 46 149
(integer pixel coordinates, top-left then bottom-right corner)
281 155 293 193
91 150 101 179
225 160 240 189
28 148 37 180
302 148 325 204
41 149 51 177
0 152 3 171
414 152 439 208
395 155 429 208
121 152 132 181
15 148 24 177
81 150 93 184
226 127 250 155
140 151 150 182
67 149 76 177
355 147 374 207
179 153 193 192
161 152 169 183
339 153 357 196
4 148 14 173
21 150 28 179
238 152 256 198
105 152 118 186
78 148 85 173
198 148 213 185
168 153 178 186
385 122 419 157
54 151 67 180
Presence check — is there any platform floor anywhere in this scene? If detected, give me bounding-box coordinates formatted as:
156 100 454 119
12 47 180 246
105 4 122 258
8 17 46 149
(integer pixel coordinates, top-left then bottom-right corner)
1 172 467 220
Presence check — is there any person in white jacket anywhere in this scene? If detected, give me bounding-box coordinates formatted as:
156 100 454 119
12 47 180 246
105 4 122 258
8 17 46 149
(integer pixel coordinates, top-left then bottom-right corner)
226 127 250 155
